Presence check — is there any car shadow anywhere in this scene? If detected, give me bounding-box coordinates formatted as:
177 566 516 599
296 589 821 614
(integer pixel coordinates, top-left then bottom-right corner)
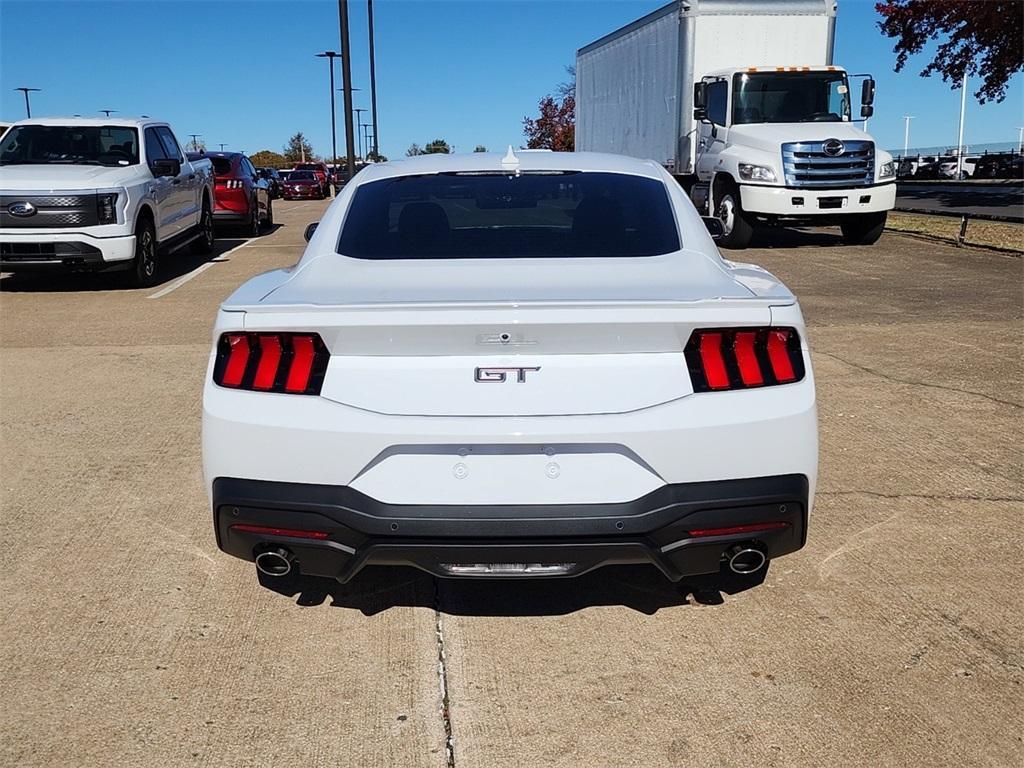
744 226 848 249
257 564 767 616
0 236 249 293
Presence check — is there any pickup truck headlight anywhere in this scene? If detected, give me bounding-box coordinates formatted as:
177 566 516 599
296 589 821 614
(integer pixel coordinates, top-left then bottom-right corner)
738 164 777 183
96 193 119 224
878 161 896 180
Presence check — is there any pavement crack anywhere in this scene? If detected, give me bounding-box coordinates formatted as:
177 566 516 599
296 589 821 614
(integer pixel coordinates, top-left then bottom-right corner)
818 490 1023 503
434 579 456 768
815 350 1023 409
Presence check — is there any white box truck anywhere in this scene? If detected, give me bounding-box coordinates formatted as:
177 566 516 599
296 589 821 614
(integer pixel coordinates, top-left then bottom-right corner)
576 0 896 248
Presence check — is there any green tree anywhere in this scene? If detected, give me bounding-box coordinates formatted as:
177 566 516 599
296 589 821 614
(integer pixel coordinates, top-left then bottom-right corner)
876 1 1023 103
283 132 315 164
473 145 487 153
249 150 288 168
406 143 423 156
424 138 450 154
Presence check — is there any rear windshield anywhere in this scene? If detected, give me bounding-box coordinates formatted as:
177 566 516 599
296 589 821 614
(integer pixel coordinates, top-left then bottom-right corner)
337 172 680 259
210 157 233 175
288 171 315 180
295 163 321 171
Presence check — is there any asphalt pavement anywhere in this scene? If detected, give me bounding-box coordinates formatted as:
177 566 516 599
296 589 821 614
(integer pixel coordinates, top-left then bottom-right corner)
896 181 1024 221
1 202 1021 767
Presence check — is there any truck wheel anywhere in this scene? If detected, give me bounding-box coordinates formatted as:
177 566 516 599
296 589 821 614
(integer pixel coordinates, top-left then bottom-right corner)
190 199 215 254
840 212 887 245
127 218 159 288
715 186 754 249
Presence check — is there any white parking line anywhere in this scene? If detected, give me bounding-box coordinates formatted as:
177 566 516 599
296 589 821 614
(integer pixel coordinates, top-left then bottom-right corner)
146 239 252 299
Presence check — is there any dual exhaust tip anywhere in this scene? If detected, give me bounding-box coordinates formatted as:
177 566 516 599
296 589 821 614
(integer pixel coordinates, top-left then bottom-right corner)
255 547 294 577
725 544 768 575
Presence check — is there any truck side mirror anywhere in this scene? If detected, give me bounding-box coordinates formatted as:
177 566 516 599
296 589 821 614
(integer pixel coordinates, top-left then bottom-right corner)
701 216 724 237
693 82 708 121
860 104 874 119
152 158 181 178
861 78 875 106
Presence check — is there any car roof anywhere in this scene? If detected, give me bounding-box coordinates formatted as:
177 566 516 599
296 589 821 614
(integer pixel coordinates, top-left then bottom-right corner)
7 116 166 129
354 150 667 186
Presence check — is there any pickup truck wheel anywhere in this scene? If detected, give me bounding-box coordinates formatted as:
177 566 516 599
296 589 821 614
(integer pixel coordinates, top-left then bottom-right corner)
715 186 754 249
190 200 215 254
840 212 887 245
127 219 159 288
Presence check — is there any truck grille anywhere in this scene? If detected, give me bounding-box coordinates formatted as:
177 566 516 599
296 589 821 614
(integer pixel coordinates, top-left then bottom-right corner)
782 140 874 189
0 194 100 229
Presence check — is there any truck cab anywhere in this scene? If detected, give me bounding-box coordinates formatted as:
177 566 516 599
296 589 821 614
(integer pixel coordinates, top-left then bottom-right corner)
692 66 896 247
0 117 216 286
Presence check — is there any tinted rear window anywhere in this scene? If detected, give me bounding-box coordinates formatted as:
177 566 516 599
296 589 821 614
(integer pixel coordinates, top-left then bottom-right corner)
211 157 233 175
337 172 680 259
287 171 315 180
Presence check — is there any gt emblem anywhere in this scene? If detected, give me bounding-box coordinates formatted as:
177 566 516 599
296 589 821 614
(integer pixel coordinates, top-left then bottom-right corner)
822 138 845 157
474 366 541 383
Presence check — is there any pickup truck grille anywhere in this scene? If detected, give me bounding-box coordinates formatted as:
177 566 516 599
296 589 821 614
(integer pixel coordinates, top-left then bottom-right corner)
781 140 875 189
0 194 99 229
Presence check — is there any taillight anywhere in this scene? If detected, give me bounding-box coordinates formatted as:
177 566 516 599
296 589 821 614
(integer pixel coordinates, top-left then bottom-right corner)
216 178 244 189
684 327 804 392
213 332 329 394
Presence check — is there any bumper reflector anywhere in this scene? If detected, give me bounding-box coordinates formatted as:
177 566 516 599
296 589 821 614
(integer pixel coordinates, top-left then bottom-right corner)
687 521 789 538
230 523 330 540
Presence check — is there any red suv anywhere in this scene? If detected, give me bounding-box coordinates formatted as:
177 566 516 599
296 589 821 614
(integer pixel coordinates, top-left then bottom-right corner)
293 162 330 196
202 152 273 235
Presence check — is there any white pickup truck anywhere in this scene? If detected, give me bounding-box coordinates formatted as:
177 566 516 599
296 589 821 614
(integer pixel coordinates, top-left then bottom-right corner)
0 117 215 286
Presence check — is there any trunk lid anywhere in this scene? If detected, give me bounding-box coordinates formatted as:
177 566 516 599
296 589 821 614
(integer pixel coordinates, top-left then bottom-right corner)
235 252 783 417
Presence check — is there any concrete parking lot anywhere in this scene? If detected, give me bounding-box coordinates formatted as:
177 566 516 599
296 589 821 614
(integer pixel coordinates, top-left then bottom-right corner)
2 199 1021 767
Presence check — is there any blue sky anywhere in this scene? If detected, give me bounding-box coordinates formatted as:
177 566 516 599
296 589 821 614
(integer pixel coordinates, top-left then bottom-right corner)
1 0 1021 158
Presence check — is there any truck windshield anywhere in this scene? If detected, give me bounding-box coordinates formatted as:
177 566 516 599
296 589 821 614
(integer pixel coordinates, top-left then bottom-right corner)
337 171 680 259
732 72 850 124
0 125 140 166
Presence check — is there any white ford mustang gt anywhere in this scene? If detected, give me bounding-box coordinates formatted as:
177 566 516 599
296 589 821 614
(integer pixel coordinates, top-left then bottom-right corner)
202 149 817 585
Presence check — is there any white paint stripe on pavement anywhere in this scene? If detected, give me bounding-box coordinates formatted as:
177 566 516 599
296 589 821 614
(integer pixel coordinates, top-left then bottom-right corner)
146 239 252 299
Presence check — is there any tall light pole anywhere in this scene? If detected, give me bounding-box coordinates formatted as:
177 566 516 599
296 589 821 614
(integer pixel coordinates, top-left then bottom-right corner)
14 87 40 118
99 109 117 117
363 125 373 160
315 51 341 195
338 0 356 182
1017 127 1023 154
353 107 367 159
368 0 379 159
902 115 914 158
218 143 227 151
188 134 202 152
955 71 967 179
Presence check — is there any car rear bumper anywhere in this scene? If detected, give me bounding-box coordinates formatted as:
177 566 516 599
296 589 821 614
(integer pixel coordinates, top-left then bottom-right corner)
0 232 135 271
213 474 809 582
740 182 896 216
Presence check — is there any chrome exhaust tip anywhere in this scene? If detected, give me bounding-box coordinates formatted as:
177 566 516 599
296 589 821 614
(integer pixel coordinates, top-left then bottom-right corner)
254 547 294 577
725 544 767 575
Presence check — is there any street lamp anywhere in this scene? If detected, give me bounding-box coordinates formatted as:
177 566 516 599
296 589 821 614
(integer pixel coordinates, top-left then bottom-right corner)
218 143 227 151
14 87 40 118
353 107 367 159
188 134 203 152
901 115 914 158
363 124 374 160
99 109 117 117
368 0 379 159
316 50 341 195
337 0 357 182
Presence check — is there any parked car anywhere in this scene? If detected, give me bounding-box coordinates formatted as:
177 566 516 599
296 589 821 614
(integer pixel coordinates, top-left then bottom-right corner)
0 117 215 287
258 168 284 199
938 156 978 179
203 150 818 588
973 153 1024 179
913 155 948 179
197 151 272 235
281 170 324 200
293 161 330 196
